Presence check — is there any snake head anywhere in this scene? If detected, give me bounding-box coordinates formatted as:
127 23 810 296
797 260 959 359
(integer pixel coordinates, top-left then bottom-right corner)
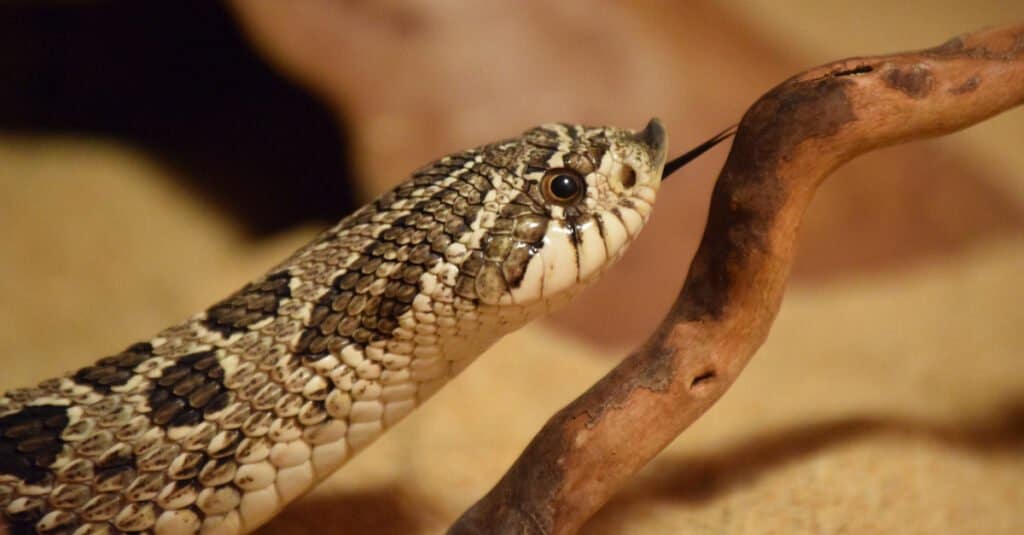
463 118 668 309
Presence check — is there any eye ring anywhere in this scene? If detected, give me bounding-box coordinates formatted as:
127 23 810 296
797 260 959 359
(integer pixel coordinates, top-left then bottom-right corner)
541 168 586 205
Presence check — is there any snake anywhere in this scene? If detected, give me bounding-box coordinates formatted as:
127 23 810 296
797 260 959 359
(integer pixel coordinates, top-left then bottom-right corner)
0 118 730 535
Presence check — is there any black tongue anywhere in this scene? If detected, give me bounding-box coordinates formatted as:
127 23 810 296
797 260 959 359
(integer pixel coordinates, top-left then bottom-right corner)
661 124 737 181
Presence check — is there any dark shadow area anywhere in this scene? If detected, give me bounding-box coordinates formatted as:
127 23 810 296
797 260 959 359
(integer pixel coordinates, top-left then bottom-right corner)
258 484 444 535
588 397 1024 527
0 0 357 235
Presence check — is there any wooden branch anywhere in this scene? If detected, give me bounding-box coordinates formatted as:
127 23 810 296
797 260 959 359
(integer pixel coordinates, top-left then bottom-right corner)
449 24 1024 534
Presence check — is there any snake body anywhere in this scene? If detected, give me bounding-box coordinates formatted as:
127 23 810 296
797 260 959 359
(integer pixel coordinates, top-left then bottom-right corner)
0 119 667 534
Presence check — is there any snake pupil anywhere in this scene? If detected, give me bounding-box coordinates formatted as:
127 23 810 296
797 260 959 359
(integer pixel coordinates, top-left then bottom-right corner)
548 173 582 202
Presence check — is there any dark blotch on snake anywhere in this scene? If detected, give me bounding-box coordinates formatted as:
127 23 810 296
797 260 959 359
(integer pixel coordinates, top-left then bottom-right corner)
295 158 493 364
147 350 230 427
73 342 154 393
203 270 292 337
0 404 69 484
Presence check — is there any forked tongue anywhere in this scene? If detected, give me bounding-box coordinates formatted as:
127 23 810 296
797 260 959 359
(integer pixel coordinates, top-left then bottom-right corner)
661 124 738 180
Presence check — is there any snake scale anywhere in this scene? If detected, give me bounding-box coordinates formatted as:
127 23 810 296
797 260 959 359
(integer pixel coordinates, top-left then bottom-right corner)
0 118 712 534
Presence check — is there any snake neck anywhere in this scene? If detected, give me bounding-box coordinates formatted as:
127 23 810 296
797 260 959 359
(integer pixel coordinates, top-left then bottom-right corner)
0 166 569 534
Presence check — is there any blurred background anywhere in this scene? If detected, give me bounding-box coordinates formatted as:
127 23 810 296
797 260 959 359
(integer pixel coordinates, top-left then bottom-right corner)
0 1 1021 533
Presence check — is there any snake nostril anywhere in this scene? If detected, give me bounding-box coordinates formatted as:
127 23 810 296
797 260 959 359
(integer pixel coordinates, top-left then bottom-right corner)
621 168 636 188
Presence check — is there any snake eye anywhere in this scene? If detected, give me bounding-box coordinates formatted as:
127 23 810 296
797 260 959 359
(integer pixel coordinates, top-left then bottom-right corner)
541 168 585 205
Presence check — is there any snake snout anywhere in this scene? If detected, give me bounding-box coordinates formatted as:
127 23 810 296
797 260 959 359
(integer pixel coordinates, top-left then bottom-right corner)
635 117 667 170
